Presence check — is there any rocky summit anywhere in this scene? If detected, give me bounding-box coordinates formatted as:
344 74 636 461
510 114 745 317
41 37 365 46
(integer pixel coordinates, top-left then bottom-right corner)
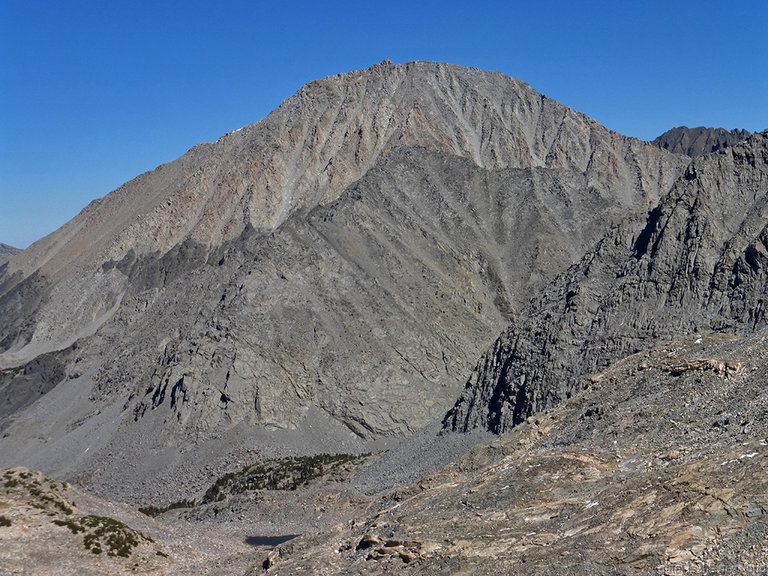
1 61 766 575
653 126 751 157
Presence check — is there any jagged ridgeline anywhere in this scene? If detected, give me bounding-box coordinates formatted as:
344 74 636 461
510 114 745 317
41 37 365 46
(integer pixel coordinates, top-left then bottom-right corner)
653 126 751 157
0 61 685 498
446 131 768 434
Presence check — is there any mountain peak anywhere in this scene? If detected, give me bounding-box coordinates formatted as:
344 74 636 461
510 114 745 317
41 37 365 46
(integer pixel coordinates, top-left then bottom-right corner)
0 62 686 501
7 61 682 284
653 125 752 157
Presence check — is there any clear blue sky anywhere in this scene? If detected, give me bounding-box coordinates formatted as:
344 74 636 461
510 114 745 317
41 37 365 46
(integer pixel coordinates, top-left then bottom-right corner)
2 1 766 248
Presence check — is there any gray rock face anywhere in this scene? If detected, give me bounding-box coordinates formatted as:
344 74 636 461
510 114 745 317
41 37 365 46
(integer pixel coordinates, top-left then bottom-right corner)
446 131 768 434
0 62 686 498
113 148 654 440
653 126 751 157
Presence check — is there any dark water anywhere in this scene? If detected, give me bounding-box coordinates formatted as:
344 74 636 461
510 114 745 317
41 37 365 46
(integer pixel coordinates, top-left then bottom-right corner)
245 535 298 547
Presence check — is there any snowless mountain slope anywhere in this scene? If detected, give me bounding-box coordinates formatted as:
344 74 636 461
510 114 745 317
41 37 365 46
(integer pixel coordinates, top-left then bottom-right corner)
0 61 685 500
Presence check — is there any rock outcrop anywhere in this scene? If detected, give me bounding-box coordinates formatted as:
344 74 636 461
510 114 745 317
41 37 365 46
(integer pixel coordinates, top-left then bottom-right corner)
653 126 751 157
446 131 768 434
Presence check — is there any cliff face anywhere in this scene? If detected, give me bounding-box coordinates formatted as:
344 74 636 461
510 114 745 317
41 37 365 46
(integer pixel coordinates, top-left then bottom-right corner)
446 131 768 434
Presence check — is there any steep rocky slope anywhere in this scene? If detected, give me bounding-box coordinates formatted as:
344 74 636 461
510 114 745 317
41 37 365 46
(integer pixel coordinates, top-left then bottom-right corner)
258 331 768 575
0 62 686 500
653 126 751 157
446 131 768 434
0 243 19 255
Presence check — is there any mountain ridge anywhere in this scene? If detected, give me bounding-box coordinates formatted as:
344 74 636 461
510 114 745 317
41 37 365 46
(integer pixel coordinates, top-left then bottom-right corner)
0 60 683 370
446 129 768 434
0 243 19 266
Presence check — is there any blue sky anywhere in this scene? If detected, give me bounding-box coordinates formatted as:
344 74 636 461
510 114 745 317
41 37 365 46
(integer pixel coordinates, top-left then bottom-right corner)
2 1 766 248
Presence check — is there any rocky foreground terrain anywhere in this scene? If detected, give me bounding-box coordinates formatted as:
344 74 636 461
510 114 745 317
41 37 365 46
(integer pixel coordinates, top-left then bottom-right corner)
256 331 768 575
0 61 765 574
3 331 767 574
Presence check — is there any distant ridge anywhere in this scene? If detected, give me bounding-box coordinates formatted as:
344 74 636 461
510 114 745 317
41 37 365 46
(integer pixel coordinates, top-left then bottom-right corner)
0 243 20 265
653 126 751 157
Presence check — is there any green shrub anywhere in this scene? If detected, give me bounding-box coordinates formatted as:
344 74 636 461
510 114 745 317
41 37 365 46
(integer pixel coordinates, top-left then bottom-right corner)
201 453 370 503
139 498 196 517
53 518 85 533
52 515 148 557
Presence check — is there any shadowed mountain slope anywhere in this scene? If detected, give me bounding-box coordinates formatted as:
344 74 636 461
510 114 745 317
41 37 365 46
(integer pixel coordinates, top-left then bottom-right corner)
446 131 768 434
